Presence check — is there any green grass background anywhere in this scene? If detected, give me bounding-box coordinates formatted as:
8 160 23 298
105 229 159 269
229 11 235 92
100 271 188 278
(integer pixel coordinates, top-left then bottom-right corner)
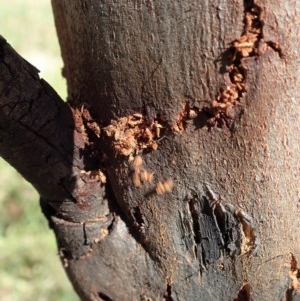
0 1 79 300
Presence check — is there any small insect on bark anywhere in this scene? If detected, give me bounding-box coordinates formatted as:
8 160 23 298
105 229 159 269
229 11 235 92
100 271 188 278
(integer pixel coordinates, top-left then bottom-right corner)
131 155 154 187
155 179 174 195
133 171 142 188
131 155 143 171
140 170 154 183
153 121 163 138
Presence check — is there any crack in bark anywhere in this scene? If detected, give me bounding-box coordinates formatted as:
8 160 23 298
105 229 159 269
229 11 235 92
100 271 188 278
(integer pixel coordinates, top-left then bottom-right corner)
183 186 259 277
16 116 73 166
163 284 173 301
97 0 285 140
97 292 115 301
51 213 115 262
286 253 300 299
187 195 201 244
233 282 252 301
202 0 283 130
133 205 148 236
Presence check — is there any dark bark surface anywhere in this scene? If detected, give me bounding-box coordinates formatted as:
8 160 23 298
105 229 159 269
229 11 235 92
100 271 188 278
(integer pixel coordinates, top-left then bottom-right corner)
0 35 74 201
1 0 300 300
0 36 164 301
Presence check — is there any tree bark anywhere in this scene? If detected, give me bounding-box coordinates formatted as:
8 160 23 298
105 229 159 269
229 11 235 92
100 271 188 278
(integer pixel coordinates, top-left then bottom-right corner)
1 0 300 300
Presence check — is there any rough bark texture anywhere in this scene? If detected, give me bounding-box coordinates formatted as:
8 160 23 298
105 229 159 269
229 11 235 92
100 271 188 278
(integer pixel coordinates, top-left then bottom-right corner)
1 0 300 300
0 35 74 201
49 0 300 300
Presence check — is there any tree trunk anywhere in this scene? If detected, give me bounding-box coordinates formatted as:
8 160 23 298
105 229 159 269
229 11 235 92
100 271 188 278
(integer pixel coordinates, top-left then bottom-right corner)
1 0 300 300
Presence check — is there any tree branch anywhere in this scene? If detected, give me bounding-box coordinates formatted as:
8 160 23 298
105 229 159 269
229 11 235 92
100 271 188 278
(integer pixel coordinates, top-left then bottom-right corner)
0 35 75 200
0 37 165 301
0 36 110 223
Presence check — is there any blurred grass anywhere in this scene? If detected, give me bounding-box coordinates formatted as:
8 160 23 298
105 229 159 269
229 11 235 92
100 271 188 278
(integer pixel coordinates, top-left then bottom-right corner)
0 1 79 300
0 0 67 100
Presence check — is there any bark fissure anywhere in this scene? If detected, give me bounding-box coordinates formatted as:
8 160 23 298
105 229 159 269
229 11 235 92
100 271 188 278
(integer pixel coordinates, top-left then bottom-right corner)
97 292 115 301
185 186 258 277
187 195 201 245
233 282 252 301
287 253 300 299
51 212 115 261
163 284 174 301
16 115 73 166
203 0 283 129
133 205 147 235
